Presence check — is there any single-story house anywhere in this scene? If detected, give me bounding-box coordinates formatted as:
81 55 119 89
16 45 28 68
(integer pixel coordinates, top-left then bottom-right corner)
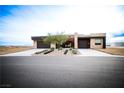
31 33 106 49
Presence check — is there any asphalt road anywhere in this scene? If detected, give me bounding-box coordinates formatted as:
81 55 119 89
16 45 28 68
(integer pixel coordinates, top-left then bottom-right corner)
0 56 124 88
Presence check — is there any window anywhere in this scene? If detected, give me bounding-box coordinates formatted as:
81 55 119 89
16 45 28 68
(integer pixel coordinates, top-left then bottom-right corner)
95 38 101 45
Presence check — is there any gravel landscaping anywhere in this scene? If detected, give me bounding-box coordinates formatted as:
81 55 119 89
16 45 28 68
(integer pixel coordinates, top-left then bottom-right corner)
33 48 81 56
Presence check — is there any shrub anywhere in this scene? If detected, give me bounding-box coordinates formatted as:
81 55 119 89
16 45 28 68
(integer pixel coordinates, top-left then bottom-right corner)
58 47 63 51
69 47 73 51
50 47 55 51
72 49 78 54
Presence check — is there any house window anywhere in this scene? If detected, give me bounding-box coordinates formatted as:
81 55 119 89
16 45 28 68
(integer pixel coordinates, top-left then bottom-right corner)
95 38 101 45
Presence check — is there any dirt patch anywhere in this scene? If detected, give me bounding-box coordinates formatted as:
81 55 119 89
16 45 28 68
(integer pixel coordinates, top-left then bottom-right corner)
96 47 124 56
0 46 32 55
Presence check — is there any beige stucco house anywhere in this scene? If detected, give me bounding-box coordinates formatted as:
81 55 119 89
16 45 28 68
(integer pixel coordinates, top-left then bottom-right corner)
31 33 106 49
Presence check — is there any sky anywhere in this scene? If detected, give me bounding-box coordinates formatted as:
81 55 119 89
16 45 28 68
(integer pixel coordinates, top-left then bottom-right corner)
0 5 124 46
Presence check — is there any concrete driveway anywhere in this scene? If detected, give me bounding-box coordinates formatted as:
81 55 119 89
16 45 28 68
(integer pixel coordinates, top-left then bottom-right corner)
78 49 113 56
2 49 45 56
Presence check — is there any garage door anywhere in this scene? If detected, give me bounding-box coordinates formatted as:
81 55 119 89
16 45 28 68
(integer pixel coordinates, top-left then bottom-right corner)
78 38 90 48
37 40 50 48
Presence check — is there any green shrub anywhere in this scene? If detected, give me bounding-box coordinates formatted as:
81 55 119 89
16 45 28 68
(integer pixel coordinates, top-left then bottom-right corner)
50 47 55 51
69 47 73 51
72 49 78 54
58 47 63 51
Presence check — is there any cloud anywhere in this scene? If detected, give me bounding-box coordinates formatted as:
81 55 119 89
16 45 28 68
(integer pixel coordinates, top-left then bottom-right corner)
0 5 124 45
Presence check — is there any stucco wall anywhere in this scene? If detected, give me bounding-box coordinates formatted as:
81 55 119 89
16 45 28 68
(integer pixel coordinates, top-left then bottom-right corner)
50 43 56 48
33 40 37 48
90 38 103 49
74 33 78 49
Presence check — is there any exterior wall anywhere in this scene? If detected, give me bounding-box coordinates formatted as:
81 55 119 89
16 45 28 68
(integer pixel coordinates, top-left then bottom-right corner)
74 33 78 49
90 38 103 49
50 43 56 48
33 40 37 48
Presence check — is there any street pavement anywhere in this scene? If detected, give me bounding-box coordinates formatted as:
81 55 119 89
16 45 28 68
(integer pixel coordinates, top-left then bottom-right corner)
1 56 124 88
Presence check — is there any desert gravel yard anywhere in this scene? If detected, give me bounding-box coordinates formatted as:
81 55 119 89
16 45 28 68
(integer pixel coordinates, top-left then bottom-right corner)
1 48 122 57
2 49 45 56
1 48 117 56
0 46 32 55
96 47 124 56
33 48 80 56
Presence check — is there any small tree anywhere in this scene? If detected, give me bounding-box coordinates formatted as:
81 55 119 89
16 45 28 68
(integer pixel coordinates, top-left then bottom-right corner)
43 32 69 49
55 32 69 49
43 33 56 44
